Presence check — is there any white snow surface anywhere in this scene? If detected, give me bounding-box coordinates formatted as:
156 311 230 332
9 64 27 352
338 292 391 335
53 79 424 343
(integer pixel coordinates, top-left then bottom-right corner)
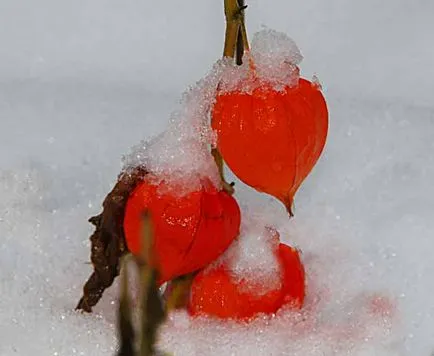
1 0 434 355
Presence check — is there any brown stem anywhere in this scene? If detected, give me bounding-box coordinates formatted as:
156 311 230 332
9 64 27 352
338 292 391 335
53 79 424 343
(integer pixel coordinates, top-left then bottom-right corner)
240 20 250 52
223 0 249 58
223 20 240 58
212 148 235 195
215 0 250 195
223 0 241 58
235 2 244 65
117 256 135 356
236 0 249 62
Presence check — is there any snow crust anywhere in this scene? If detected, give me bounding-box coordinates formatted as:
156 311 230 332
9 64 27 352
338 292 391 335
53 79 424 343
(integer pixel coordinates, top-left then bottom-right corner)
250 28 303 90
219 29 303 93
210 212 283 295
121 64 223 195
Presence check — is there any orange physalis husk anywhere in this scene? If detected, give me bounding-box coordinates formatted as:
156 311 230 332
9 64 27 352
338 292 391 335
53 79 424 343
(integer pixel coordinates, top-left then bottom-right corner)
187 243 305 320
123 178 241 285
212 77 328 215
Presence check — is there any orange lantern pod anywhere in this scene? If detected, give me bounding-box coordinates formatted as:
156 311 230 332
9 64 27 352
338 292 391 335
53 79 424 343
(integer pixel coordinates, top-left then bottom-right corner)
212 77 328 214
188 243 305 320
123 179 241 284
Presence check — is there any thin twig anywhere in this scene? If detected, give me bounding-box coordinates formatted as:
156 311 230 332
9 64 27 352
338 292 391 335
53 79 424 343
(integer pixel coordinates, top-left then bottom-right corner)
117 256 135 356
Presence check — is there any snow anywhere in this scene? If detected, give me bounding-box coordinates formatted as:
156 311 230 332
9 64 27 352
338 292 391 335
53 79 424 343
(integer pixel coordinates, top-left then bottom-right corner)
121 64 223 195
1 0 434 355
218 29 302 93
210 212 283 295
250 28 302 90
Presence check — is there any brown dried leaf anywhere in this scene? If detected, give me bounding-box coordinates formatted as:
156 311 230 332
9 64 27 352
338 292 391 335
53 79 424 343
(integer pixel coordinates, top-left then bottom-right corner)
76 167 148 312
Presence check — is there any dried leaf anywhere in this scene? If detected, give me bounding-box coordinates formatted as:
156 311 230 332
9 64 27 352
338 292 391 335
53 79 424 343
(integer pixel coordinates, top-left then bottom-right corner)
76 167 148 312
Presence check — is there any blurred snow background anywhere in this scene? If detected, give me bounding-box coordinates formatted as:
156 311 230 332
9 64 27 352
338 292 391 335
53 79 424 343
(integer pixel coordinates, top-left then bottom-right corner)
1 0 433 355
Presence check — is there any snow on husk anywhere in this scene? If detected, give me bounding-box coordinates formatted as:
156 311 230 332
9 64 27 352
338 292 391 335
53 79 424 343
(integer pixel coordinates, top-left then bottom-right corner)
208 211 283 295
121 61 224 195
250 28 303 90
218 29 303 93
1 1 434 355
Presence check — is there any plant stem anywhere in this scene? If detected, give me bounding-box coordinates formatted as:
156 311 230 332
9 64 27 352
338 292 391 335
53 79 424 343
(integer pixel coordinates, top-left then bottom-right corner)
212 148 234 195
216 0 250 195
240 20 250 52
117 256 135 356
223 0 249 58
138 213 166 356
235 0 244 65
236 0 249 59
223 0 239 58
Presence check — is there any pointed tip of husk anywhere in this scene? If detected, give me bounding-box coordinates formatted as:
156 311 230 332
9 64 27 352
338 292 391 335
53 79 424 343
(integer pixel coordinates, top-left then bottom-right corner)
286 205 294 218
281 195 295 218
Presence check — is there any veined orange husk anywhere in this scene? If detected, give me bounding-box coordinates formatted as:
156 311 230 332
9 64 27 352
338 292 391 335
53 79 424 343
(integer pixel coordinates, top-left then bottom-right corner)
123 179 241 284
188 243 305 320
212 78 328 213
